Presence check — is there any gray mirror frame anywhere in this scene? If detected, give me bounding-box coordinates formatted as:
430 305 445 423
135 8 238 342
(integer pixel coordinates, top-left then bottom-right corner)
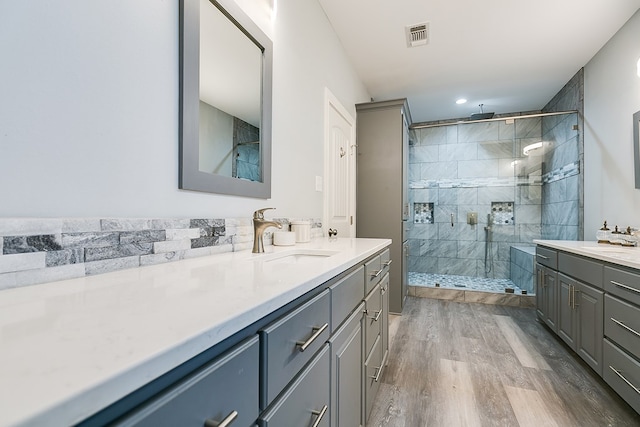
179 0 272 198
635 110 640 189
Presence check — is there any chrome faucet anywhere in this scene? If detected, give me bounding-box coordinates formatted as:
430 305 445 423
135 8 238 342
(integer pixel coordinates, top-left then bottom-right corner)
252 208 282 253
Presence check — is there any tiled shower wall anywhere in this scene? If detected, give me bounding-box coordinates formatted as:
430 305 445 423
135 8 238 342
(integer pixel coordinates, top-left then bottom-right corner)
541 69 584 240
0 217 323 290
407 116 544 280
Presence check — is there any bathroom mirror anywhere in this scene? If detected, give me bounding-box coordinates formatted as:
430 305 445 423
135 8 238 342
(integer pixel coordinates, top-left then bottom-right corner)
179 0 272 198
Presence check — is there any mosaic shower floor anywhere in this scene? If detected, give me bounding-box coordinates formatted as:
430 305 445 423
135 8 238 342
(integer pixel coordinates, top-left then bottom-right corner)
409 272 526 295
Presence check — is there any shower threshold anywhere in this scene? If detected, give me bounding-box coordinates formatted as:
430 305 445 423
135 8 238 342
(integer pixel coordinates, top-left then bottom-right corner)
409 272 528 295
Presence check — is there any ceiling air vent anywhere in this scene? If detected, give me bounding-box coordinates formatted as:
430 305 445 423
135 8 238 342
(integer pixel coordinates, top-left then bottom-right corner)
405 23 429 48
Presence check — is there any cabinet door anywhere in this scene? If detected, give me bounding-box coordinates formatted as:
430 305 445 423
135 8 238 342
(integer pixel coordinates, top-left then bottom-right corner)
543 268 558 332
364 335 383 421
575 280 604 376
259 345 330 427
557 273 576 350
381 273 390 365
535 263 546 320
330 304 364 427
402 241 409 307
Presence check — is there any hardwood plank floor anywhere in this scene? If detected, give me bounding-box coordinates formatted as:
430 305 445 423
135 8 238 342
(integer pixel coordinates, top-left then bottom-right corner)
368 297 640 427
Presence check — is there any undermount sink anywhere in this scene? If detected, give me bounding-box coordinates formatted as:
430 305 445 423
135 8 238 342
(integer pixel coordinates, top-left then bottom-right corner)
251 249 339 264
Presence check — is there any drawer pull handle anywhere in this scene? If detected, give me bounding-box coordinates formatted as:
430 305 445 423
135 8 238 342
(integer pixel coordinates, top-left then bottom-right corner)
296 323 328 352
611 317 640 338
310 405 328 427
204 410 238 427
536 254 549 260
366 309 383 322
611 280 640 294
370 365 383 382
609 366 640 395
370 269 382 279
383 260 393 267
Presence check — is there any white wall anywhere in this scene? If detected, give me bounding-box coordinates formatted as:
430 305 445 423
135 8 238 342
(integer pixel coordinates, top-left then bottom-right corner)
584 9 640 235
0 0 369 219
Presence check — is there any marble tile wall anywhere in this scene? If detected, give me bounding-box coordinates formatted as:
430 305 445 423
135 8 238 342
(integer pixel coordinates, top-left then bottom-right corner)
0 217 323 290
541 69 584 240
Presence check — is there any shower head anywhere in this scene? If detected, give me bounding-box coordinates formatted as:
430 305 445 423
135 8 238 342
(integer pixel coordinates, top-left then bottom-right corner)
470 104 494 120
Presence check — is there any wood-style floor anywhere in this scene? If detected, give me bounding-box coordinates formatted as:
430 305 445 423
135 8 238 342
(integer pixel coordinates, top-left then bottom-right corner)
368 296 640 427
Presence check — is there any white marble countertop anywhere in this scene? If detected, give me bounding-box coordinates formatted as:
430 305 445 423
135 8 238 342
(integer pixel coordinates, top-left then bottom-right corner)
534 240 640 270
0 237 391 427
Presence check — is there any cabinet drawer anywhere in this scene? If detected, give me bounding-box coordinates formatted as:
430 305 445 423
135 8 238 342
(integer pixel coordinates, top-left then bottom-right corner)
330 266 364 333
117 336 259 427
364 335 383 420
365 254 382 294
259 344 330 427
605 266 640 306
364 283 382 357
603 338 640 414
260 290 330 408
558 252 603 289
535 246 557 269
605 294 640 357
380 249 392 277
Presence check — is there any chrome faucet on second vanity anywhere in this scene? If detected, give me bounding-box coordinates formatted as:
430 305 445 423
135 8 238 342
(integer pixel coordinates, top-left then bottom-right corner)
252 208 282 253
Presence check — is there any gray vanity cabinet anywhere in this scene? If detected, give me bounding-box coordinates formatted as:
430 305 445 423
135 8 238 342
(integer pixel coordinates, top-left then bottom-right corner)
85 248 392 427
259 345 330 427
536 244 640 412
115 336 259 427
356 99 411 315
603 265 640 413
329 302 365 427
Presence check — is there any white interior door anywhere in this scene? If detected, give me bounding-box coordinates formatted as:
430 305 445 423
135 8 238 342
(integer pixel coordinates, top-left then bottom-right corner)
324 88 356 237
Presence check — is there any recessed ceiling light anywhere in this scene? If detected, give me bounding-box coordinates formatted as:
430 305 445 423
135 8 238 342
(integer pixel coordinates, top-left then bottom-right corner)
456 98 467 105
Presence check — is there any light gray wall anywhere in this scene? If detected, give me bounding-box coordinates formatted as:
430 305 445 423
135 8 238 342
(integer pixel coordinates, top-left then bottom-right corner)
584 9 640 236
0 0 370 219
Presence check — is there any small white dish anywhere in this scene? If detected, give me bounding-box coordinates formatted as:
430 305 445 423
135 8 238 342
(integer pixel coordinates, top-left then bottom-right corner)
273 231 296 246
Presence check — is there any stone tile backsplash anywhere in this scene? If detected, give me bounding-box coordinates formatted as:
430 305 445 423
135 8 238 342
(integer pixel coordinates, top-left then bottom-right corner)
0 217 323 290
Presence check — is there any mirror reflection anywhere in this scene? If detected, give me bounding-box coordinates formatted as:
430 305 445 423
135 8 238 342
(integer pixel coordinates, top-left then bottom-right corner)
199 0 262 181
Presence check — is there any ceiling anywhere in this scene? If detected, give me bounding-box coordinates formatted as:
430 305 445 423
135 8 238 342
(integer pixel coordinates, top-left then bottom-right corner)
318 0 640 123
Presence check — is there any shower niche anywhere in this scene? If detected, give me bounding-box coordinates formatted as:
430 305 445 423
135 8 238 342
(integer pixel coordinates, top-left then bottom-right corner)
491 201 515 225
414 202 434 224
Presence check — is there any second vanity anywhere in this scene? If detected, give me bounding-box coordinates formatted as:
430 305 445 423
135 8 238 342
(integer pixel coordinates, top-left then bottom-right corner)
534 240 640 414
0 237 391 427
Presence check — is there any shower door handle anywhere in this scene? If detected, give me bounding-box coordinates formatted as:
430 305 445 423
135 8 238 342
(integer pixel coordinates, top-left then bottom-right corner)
450 213 454 227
